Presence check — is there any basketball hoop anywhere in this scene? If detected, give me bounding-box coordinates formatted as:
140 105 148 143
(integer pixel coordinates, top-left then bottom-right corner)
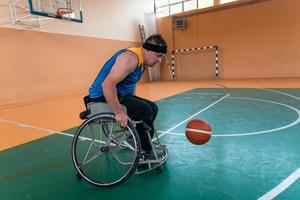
56 8 74 21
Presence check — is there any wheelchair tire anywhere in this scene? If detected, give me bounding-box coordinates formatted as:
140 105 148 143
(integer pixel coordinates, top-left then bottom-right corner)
71 113 141 187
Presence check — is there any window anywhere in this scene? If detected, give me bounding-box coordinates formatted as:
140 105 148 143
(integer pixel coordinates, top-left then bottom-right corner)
198 0 214 9
184 0 197 12
156 0 169 7
170 3 182 14
220 0 237 4
170 0 182 3
155 0 239 18
156 6 169 18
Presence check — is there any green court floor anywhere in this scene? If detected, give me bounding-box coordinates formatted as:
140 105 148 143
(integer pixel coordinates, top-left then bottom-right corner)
1 88 299 200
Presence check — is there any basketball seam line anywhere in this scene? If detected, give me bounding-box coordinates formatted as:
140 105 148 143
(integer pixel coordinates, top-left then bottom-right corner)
185 128 212 135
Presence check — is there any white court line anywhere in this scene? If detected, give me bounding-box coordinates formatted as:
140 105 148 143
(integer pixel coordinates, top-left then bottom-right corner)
0 118 168 142
0 118 74 138
2 90 298 140
157 96 300 137
260 88 300 101
258 168 300 200
180 92 225 95
157 94 230 138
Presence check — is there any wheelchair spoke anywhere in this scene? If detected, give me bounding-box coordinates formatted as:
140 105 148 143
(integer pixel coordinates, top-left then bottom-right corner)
101 122 134 149
78 150 104 169
110 139 135 151
122 141 135 151
110 150 134 166
107 121 114 144
82 122 105 146
118 131 127 145
82 139 101 165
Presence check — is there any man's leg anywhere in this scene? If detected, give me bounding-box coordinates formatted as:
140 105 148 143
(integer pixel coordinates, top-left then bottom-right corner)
131 95 158 123
120 95 158 152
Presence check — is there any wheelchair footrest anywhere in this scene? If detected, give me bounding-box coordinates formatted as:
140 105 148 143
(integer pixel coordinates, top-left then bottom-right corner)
135 145 169 175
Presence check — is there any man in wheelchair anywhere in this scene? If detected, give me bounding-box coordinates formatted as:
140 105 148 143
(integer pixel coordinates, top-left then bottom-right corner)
88 34 167 161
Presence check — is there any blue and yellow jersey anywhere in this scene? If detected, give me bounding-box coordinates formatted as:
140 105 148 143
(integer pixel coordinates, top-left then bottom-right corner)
89 47 145 98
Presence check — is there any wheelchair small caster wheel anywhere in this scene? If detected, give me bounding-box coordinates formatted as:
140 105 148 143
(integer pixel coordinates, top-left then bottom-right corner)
156 166 163 174
76 173 82 179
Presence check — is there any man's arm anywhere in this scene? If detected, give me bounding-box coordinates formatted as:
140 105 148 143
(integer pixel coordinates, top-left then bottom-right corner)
102 51 138 127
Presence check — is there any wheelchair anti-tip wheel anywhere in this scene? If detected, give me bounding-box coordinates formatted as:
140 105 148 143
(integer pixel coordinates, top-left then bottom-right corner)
71 113 141 187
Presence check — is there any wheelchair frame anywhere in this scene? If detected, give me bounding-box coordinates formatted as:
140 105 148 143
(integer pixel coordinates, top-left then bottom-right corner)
71 97 169 187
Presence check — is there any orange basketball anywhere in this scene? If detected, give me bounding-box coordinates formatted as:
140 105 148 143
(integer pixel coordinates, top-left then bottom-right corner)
185 119 212 145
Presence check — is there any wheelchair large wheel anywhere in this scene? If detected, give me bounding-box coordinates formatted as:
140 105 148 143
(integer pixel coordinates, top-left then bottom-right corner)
71 113 141 187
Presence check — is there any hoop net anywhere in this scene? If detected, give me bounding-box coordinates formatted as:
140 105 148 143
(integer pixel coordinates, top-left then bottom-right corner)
56 8 75 21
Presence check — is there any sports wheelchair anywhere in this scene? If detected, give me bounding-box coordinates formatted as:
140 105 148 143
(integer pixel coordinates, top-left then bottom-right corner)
71 96 168 187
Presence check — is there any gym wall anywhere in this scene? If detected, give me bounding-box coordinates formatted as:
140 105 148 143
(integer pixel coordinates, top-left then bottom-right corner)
157 0 300 80
0 0 153 106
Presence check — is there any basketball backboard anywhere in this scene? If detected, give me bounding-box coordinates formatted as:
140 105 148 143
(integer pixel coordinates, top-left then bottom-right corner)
28 0 83 23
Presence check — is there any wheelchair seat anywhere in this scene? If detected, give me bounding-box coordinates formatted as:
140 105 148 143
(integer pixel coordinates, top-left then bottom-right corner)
79 95 126 120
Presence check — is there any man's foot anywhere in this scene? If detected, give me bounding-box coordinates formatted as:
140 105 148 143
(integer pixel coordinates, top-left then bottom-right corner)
143 149 165 161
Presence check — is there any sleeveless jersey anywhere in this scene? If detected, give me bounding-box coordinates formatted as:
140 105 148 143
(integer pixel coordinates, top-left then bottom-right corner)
89 47 145 98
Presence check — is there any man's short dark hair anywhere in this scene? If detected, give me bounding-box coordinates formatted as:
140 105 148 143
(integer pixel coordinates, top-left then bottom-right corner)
143 34 167 54
145 34 167 46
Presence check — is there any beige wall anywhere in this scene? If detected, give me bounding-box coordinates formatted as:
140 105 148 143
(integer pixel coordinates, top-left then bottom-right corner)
0 27 145 106
157 0 300 80
0 0 154 41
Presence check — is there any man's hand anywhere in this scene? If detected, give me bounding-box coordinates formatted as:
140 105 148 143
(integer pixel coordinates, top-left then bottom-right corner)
115 111 130 127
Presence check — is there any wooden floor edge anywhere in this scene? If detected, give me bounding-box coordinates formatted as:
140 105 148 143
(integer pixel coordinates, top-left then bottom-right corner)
0 90 86 110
